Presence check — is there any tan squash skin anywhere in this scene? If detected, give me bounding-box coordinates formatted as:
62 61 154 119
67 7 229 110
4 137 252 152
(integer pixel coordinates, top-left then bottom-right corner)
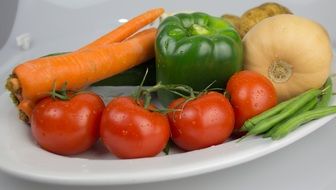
243 14 333 101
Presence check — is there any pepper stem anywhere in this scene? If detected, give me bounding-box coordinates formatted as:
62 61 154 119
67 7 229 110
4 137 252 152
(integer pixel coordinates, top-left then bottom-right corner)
189 24 210 35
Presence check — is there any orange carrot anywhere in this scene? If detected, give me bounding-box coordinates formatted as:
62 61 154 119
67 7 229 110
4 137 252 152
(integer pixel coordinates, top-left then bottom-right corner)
8 8 165 122
18 100 34 119
80 8 164 50
125 27 157 41
13 28 157 118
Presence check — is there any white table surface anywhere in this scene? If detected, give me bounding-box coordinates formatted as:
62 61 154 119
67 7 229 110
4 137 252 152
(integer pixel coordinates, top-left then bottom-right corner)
1 0 336 189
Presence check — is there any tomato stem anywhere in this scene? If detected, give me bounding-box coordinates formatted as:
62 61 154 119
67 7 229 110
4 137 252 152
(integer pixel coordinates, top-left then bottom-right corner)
134 72 222 112
134 68 149 100
49 82 71 100
166 89 189 99
148 107 182 114
196 80 221 97
134 76 198 110
147 82 197 98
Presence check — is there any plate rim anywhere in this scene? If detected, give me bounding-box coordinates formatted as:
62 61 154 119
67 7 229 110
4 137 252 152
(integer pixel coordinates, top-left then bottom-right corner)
0 92 335 185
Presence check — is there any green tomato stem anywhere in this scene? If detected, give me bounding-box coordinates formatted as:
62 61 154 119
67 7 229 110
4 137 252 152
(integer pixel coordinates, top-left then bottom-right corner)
49 82 70 101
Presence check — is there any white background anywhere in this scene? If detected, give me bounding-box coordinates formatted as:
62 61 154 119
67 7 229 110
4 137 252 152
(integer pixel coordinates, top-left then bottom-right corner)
0 0 335 189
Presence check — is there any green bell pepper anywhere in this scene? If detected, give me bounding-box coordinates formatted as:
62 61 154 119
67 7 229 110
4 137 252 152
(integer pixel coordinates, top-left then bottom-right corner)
155 12 243 105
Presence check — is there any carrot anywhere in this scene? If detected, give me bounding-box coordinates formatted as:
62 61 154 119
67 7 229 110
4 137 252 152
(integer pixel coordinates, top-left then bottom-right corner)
18 100 34 119
13 28 157 118
80 8 164 50
7 8 164 122
125 27 157 41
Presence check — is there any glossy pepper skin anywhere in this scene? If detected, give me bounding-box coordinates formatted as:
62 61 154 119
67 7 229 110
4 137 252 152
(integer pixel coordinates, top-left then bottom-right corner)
155 12 243 105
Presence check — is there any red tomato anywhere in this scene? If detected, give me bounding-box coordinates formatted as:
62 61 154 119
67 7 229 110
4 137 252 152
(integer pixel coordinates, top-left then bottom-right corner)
168 92 234 151
31 93 105 155
226 70 277 134
100 97 170 159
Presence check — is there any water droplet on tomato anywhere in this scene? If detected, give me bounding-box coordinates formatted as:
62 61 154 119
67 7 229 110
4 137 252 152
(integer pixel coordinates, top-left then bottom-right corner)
122 130 128 136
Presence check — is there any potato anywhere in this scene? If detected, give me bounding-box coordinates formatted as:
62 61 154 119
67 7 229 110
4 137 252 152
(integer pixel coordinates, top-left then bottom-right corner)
221 14 241 30
239 2 292 37
221 2 292 38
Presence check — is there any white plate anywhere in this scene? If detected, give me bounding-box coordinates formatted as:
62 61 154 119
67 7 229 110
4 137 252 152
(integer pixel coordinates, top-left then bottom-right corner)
0 0 336 186
0 86 335 185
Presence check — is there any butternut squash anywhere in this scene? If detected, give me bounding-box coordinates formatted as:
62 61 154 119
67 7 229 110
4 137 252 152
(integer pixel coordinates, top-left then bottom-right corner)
243 14 333 101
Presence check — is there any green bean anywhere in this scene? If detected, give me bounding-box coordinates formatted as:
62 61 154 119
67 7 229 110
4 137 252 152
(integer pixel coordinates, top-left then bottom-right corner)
247 89 321 136
315 77 333 108
241 88 322 131
271 106 336 140
263 97 318 138
241 97 297 131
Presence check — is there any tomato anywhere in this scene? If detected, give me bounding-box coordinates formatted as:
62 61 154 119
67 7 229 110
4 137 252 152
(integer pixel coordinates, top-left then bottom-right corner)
31 93 105 155
168 92 234 151
100 97 170 159
226 70 277 134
